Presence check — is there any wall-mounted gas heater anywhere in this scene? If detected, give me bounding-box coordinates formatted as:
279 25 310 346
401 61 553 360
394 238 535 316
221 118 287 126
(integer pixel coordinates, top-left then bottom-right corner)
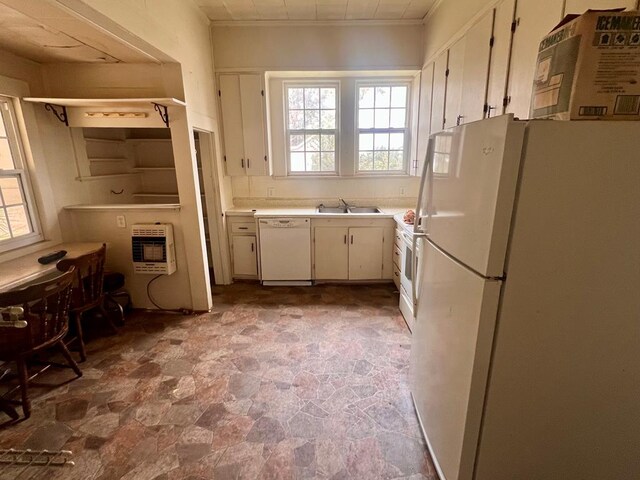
131 223 176 275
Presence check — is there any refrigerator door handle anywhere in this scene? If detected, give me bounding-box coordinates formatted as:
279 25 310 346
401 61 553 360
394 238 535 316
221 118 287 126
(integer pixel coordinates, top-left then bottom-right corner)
413 141 433 236
412 233 427 315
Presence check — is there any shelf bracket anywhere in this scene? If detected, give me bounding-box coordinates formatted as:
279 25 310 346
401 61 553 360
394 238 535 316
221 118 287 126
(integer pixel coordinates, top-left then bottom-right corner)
44 103 68 126
152 102 170 127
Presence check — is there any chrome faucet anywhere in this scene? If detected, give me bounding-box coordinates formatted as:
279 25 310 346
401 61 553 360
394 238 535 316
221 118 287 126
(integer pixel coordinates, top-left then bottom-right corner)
339 198 350 208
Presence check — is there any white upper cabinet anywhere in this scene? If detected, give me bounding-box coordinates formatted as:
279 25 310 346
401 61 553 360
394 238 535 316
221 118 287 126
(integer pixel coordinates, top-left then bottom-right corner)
431 51 448 134
444 37 466 130
564 0 637 14
219 73 268 176
505 0 564 119
416 62 434 176
486 0 516 117
460 11 495 124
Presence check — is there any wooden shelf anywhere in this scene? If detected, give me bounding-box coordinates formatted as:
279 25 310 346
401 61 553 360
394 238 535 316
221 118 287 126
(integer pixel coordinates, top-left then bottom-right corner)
133 167 176 171
89 157 128 163
132 192 180 197
84 137 125 144
76 173 139 182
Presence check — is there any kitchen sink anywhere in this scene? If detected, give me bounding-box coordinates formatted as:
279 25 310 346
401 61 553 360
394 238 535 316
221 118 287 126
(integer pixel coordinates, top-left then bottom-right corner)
348 207 381 214
317 206 349 213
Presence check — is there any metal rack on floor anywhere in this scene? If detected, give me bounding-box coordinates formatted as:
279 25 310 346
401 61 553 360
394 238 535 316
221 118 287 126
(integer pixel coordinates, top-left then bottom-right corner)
0 449 74 479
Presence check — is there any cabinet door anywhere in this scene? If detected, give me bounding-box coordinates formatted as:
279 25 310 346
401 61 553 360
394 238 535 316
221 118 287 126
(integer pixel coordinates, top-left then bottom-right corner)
219 75 246 176
486 0 516 116
506 0 564 119
564 0 636 14
416 62 434 176
349 227 384 280
314 227 349 280
431 51 448 134
460 11 495 124
240 74 268 176
232 235 257 276
444 37 466 130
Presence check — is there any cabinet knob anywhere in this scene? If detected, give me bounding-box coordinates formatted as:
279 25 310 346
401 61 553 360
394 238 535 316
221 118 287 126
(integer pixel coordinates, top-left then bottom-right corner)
251 243 254 252
456 115 464 126
350 235 354 245
247 158 250 169
344 235 347 244
241 158 245 168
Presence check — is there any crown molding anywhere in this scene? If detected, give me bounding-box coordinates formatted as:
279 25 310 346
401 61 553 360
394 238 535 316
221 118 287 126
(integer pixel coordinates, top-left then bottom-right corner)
210 19 424 28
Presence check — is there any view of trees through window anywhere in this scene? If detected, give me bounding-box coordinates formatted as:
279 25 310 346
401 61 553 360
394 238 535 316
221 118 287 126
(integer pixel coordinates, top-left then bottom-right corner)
357 85 408 173
0 99 33 243
286 86 337 173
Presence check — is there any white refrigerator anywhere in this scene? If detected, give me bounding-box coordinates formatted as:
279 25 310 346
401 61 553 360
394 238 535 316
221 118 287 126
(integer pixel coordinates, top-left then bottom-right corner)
410 114 640 480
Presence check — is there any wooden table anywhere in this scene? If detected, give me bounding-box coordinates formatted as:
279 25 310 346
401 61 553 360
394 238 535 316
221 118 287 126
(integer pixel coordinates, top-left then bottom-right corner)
0 242 104 420
0 242 105 293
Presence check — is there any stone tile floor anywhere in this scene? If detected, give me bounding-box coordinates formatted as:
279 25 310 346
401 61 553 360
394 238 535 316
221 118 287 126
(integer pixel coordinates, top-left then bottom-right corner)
0 283 436 479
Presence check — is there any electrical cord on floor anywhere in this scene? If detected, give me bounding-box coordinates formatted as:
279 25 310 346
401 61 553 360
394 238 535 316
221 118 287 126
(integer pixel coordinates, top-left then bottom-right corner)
146 274 193 315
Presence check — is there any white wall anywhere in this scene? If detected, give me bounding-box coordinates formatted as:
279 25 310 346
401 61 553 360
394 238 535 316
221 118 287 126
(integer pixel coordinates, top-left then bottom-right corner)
212 23 424 71
213 23 424 207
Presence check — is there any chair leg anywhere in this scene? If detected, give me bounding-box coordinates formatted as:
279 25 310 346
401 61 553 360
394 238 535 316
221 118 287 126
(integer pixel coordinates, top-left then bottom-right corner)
74 313 87 363
57 341 83 378
99 304 119 335
16 358 30 419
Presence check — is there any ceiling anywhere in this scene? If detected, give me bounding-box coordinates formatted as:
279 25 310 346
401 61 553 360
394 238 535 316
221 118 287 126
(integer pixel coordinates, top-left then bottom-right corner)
197 0 437 21
0 0 160 63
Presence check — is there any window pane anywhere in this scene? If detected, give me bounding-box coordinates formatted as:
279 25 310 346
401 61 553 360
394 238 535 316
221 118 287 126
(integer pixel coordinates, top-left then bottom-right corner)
320 134 335 152
389 133 404 150
291 152 305 172
304 88 319 109
359 151 373 170
359 133 373 151
359 87 374 108
6 205 30 236
321 152 335 171
391 86 408 107
320 110 335 129
290 134 304 152
0 177 23 205
305 134 319 152
304 110 319 129
320 88 335 109
289 110 304 130
358 109 374 129
306 152 320 171
374 151 389 170
374 133 389 151
374 109 390 128
390 108 406 128
0 139 14 170
375 87 390 108
0 211 9 240
389 151 404 170
288 88 304 109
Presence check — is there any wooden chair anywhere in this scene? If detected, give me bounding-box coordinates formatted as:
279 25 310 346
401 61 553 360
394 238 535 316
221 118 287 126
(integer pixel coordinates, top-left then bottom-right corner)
0 268 82 419
57 244 114 362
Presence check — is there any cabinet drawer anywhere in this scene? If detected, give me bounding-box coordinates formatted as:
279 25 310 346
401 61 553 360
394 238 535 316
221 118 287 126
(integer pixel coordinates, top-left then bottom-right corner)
231 222 256 234
395 228 403 248
393 264 401 289
393 244 402 269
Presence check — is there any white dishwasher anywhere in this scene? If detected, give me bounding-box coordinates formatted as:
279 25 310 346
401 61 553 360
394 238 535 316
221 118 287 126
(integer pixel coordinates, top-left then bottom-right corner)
258 218 311 285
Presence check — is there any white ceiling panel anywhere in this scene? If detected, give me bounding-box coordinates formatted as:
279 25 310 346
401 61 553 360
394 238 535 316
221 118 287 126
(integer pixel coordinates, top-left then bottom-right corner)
203 0 436 21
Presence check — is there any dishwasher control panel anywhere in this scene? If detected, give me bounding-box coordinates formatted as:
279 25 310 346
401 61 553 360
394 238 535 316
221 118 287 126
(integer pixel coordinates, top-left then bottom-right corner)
259 218 309 228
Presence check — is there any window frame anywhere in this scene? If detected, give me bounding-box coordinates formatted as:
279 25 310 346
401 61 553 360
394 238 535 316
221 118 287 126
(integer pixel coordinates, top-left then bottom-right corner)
283 80 340 177
0 96 42 253
355 79 412 176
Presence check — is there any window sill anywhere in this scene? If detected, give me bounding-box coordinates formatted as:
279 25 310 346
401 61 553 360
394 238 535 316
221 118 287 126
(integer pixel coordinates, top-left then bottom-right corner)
273 173 412 180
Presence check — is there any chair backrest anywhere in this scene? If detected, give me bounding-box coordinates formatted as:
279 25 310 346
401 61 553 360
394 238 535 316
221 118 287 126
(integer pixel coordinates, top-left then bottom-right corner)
0 267 75 355
56 244 107 313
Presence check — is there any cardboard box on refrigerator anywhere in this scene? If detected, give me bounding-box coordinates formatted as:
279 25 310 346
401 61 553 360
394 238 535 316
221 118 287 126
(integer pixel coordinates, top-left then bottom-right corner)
530 9 640 120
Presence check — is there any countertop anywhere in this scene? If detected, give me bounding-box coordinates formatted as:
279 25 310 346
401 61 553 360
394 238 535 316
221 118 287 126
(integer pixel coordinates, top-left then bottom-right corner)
225 207 414 219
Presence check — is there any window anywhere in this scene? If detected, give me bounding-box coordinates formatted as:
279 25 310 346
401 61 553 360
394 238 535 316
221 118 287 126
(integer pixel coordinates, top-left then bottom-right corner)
0 96 40 251
357 83 409 174
285 84 338 174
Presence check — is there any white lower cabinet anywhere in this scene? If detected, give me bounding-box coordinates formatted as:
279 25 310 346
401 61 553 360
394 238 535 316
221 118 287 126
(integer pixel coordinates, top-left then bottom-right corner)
232 235 258 277
314 226 349 280
313 220 392 281
348 227 384 280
